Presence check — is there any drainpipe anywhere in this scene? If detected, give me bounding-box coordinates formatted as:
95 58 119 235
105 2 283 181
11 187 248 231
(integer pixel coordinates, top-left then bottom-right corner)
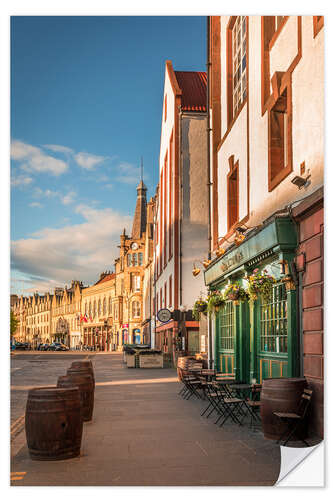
206 15 212 261
179 106 183 307
206 16 214 369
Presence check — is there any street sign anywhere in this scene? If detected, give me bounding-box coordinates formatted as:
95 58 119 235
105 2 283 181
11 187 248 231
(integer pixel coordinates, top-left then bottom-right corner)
157 308 172 323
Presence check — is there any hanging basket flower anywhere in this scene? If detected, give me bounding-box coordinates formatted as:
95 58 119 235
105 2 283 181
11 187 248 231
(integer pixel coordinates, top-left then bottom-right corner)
224 283 249 304
246 268 276 302
207 291 226 314
193 298 208 320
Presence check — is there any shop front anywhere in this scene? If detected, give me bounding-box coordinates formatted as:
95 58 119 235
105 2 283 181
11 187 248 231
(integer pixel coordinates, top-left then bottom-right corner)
204 215 299 384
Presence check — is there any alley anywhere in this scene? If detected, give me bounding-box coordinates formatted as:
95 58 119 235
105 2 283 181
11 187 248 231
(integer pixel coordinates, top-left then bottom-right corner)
11 353 281 486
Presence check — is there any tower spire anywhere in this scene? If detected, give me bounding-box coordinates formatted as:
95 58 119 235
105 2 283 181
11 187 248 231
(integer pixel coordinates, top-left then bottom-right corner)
140 156 143 183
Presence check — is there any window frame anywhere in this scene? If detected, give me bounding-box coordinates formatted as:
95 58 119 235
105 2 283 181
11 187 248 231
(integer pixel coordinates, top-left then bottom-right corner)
267 72 292 192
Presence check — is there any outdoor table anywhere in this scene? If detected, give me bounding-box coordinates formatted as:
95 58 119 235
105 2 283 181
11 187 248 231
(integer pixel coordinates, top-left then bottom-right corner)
230 383 252 398
215 378 237 397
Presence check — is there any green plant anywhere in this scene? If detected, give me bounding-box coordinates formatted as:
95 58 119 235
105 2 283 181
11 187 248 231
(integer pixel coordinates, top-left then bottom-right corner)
246 268 276 302
224 283 249 305
193 298 208 320
207 291 226 314
10 310 19 337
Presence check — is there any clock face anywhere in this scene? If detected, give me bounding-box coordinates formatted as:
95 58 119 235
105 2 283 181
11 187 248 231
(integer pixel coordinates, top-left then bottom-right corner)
157 308 172 323
131 242 139 250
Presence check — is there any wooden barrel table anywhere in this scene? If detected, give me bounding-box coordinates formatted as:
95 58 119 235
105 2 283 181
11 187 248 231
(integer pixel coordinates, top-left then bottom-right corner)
260 377 308 441
25 386 83 461
69 361 95 388
61 372 94 422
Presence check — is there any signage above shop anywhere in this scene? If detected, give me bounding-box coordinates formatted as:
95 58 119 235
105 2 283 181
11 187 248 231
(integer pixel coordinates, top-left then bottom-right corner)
204 216 297 286
157 308 172 323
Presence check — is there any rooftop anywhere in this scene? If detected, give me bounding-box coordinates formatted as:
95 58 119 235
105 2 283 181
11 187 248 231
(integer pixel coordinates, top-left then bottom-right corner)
174 71 207 112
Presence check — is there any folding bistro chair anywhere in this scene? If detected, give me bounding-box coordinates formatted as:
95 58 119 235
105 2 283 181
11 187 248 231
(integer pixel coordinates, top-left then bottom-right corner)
210 381 246 427
245 384 262 430
180 373 203 400
274 389 313 446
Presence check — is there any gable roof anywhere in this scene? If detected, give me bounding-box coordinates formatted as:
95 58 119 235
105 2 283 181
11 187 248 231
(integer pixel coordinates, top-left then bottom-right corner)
174 71 207 112
94 273 116 286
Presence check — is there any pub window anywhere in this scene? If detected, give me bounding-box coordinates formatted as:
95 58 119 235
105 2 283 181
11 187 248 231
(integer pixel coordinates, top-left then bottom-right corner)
260 283 287 353
227 159 239 230
219 301 235 349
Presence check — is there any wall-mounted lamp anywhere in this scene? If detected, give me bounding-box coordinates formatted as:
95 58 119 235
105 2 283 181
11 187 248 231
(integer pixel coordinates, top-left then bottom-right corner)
202 259 211 269
215 247 226 258
278 259 289 275
192 262 201 277
291 175 311 189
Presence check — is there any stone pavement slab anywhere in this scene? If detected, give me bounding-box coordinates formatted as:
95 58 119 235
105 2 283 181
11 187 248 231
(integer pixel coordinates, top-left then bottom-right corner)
11 353 281 486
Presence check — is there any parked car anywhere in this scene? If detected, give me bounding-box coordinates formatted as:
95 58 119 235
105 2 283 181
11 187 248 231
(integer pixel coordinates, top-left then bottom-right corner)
47 342 69 351
14 342 29 350
41 343 50 351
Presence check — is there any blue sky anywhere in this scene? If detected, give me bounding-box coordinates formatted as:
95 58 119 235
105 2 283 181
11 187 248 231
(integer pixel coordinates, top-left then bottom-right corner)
10 16 206 294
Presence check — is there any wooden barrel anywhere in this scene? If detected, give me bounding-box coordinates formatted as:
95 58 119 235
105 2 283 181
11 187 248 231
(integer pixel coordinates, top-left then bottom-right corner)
69 362 95 388
25 386 83 461
260 377 308 440
62 372 94 422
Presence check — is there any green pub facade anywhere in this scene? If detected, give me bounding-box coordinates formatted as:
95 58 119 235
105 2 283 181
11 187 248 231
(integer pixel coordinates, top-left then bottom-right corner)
204 215 300 384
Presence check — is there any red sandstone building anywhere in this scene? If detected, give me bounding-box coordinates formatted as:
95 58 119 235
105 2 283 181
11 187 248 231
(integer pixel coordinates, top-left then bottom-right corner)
202 16 324 438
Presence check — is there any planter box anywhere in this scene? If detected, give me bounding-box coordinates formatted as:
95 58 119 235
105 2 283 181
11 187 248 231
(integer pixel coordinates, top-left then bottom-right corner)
126 353 136 368
139 354 163 368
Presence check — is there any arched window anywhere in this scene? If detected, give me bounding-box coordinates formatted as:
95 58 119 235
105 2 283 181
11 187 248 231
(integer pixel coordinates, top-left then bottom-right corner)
84 302 87 315
98 299 101 315
103 297 107 315
109 297 112 314
89 302 92 317
132 301 141 318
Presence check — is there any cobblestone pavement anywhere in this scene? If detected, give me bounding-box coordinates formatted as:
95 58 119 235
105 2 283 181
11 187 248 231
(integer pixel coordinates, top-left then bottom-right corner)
11 352 281 486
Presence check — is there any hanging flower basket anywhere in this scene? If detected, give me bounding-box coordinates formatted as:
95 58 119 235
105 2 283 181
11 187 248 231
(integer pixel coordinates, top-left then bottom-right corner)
246 268 276 302
224 283 249 304
193 298 208 320
207 291 226 314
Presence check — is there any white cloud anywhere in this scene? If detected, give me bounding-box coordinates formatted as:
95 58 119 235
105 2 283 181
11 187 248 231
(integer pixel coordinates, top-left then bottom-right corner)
11 140 68 176
74 152 106 170
32 187 76 205
29 202 43 208
61 191 76 205
11 205 132 289
115 161 141 185
43 144 74 154
11 174 33 187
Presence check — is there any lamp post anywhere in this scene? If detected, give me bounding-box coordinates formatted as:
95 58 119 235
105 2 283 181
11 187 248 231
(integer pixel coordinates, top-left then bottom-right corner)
179 305 187 354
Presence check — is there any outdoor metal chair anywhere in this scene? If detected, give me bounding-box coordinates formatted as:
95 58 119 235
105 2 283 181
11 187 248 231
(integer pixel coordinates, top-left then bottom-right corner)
210 382 246 427
180 374 203 400
273 388 313 446
245 384 262 430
